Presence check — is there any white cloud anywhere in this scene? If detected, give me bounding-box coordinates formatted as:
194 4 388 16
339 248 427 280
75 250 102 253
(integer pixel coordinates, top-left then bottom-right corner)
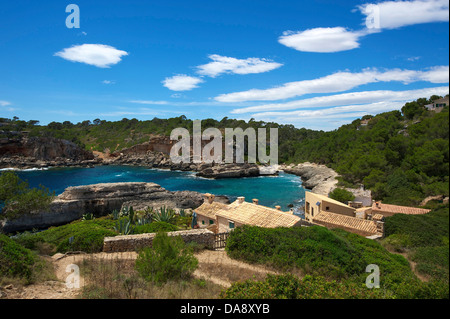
279 1 449 53
278 27 365 53
162 74 204 91
0 100 15 112
129 100 169 105
215 66 449 102
102 80 115 85
231 86 449 114
54 44 129 68
359 0 449 30
196 54 283 77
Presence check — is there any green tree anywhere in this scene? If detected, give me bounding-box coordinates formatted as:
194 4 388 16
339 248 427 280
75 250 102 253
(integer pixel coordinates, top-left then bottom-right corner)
135 232 198 284
0 171 54 219
329 188 355 204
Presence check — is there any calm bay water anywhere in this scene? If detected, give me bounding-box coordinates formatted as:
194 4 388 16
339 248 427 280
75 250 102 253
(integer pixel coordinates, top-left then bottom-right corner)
15 165 305 211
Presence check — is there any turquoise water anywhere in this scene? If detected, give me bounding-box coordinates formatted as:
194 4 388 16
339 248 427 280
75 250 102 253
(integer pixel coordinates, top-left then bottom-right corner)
15 165 305 211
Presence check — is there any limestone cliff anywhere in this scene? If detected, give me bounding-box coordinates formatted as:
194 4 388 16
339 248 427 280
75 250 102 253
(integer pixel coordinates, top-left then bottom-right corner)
0 182 229 233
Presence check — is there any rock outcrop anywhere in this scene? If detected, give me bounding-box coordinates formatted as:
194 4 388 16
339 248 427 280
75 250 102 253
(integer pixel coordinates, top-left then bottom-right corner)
108 149 270 179
0 136 97 169
280 162 339 195
0 182 230 233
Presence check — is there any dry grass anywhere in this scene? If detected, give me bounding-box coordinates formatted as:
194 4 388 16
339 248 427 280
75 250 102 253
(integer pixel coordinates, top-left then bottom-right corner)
78 256 224 299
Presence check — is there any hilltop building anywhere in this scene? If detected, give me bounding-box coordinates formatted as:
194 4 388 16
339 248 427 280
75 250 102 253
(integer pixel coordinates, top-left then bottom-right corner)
425 96 449 113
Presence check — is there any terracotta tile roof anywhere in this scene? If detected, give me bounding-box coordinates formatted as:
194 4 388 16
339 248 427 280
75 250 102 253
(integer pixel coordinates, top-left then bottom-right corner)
372 202 431 215
216 201 301 228
313 211 378 236
372 214 385 222
194 201 230 219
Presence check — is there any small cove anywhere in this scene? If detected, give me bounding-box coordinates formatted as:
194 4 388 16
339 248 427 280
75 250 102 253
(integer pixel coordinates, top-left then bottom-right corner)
14 165 306 212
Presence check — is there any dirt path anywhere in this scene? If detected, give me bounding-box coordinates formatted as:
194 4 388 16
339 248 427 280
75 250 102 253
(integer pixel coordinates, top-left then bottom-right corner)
1 250 277 299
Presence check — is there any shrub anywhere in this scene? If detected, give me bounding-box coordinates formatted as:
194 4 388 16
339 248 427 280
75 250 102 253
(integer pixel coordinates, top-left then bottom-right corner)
220 274 389 299
0 234 36 282
14 218 117 253
328 188 355 204
135 232 198 284
383 204 449 248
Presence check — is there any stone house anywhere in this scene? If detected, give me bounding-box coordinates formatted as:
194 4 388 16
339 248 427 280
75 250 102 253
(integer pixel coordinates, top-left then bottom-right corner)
194 193 304 233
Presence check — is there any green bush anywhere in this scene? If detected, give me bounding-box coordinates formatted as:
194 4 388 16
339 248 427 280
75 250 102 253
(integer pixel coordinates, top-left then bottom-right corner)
226 225 411 282
0 171 54 220
329 188 355 204
383 205 449 248
221 274 389 299
133 221 179 234
0 234 36 282
14 218 117 253
135 232 198 284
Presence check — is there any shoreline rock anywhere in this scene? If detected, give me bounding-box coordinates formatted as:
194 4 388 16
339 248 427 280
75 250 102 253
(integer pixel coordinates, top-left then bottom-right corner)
280 162 339 195
0 182 230 234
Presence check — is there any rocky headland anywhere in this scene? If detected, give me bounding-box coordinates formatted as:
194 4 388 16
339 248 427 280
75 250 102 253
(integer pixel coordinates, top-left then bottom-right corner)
0 136 98 169
280 162 339 195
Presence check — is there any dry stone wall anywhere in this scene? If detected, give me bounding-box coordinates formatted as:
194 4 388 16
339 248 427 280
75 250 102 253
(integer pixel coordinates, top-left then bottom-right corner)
103 228 215 252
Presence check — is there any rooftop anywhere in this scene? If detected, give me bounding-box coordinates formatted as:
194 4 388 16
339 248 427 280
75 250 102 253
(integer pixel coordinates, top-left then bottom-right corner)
313 211 378 236
372 202 431 215
215 200 301 228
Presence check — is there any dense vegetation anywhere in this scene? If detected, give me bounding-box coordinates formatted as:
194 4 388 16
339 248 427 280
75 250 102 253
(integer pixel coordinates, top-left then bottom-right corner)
382 204 449 283
13 206 193 254
224 220 449 299
0 234 36 282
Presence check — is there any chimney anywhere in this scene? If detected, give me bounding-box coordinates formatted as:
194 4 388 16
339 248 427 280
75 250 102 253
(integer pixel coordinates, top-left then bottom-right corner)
204 193 215 204
275 205 281 211
252 199 259 205
237 196 245 204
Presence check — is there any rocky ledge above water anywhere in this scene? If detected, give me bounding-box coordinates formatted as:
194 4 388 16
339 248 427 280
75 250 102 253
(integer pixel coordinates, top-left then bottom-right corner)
0 182 230 234
280 162 339 195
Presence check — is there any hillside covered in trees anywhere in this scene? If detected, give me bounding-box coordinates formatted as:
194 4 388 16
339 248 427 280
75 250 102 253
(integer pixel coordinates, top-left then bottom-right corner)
1 95 448 206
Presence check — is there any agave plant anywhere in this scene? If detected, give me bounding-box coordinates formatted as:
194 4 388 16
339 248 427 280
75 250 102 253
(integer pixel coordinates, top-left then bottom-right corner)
152 206 176 224
114 219 134 235
111 209 120 220
178 209 187 217
82 212 95 221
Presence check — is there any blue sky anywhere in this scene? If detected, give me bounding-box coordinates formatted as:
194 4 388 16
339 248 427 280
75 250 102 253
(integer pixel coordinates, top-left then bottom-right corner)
0 0 448 131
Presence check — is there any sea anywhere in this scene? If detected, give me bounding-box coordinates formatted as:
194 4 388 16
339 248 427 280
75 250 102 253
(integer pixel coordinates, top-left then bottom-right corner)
7 165 306 213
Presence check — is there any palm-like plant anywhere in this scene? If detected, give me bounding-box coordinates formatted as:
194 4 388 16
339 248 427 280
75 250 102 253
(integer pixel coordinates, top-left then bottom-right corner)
152 206 176 224
114 219 134 235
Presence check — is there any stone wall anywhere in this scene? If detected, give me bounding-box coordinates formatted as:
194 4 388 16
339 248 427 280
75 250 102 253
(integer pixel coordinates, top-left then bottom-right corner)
103 228 215 252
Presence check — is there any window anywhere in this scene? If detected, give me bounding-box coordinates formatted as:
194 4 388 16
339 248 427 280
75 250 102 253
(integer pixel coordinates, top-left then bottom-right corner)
209 219 214 225
201 220 205 225
229 221 235 229
326 206 330 211
311 207 314 217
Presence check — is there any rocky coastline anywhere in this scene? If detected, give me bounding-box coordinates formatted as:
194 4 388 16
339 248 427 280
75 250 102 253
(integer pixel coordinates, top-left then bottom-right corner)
279 162 339 195
0 182 230 234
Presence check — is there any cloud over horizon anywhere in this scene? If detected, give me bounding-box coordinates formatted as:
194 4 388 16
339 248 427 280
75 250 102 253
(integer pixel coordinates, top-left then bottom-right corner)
215 66 450 102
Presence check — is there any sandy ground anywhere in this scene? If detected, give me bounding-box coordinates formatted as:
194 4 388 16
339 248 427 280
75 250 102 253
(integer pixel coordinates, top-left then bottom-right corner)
0 250 277 299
